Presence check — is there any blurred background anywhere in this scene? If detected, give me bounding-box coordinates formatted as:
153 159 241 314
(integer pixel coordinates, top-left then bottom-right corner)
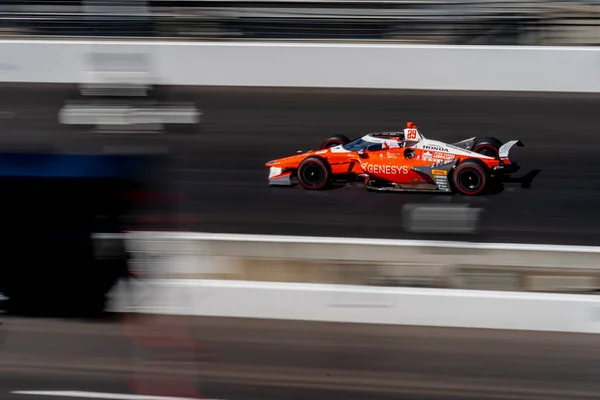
0 0 598 45
0 2 598 400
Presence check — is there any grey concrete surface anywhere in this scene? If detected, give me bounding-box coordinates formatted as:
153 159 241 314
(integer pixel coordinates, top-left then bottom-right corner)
1 315 600 400
0 85 598 245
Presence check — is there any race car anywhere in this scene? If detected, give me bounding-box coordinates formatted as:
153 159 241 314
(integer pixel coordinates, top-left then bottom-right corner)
265 122 524 195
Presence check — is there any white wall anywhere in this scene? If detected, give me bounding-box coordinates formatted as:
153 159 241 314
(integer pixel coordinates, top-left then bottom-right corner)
110 279 600 334
103 232 600 333
0 40 598 92
118 231 600 272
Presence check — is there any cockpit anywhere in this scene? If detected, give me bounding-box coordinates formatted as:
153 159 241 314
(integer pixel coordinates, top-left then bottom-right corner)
341 123 422 152
342 138 381 152
342 136 406 152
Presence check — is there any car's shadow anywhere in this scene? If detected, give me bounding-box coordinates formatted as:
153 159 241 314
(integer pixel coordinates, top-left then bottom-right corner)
503 169 542 189
285 169 542 195
488 169 542 194
329 182 351 190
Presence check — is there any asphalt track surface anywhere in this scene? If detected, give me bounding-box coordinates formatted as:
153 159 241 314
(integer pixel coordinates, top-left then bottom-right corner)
1 84 600 245
2 315 600 400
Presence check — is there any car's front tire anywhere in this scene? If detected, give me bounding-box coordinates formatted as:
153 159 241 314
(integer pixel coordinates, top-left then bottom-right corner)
297 157 331 190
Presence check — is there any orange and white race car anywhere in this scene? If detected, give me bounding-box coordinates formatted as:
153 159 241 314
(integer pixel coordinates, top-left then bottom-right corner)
265 122 524 195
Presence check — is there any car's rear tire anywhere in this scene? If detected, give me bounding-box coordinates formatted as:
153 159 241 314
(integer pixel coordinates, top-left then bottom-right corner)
472 137 503 158
451 159 489 195
320 134 350 149
297 157 331 190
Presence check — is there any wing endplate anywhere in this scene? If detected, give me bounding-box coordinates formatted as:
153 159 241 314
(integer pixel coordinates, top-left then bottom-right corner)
499 140 524 159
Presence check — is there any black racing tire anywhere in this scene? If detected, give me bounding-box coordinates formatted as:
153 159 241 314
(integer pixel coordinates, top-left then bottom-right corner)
320 134 351 149
451 159 489 196
472 137 503 158
297 157 332 190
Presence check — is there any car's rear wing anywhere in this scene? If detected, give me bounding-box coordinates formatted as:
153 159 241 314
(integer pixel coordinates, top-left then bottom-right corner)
498 140 524 161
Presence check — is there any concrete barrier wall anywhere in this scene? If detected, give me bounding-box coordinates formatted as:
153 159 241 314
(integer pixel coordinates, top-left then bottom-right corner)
0 40 599 92
100 232 600 332
104 232 600 308
109 279 600 334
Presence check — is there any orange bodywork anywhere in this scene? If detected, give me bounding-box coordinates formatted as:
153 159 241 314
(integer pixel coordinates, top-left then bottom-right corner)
266 145 504 186
266 124 523 194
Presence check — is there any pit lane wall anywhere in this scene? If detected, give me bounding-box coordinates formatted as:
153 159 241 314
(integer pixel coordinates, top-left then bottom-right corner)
106 231 600 334
0 40 599 92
